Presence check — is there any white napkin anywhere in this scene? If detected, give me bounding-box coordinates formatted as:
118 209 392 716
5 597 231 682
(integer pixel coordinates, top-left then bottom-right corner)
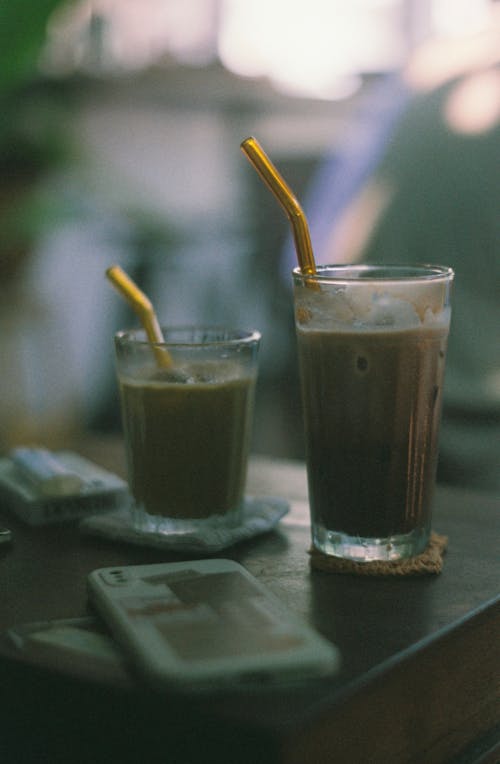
80 496 289 553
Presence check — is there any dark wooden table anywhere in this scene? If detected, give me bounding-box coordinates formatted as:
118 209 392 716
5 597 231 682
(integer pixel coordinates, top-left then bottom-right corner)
1 445 499 764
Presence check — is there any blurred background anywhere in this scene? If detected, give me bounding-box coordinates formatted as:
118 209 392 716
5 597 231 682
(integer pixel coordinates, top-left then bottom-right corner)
1 0 498 490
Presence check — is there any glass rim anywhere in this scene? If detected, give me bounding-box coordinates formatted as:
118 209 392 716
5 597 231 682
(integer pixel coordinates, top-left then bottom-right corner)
115 325 261 348
293 263 454 284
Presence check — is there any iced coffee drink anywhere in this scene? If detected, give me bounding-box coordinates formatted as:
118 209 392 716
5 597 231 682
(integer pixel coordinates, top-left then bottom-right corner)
293 265 453 561
114 328 260 530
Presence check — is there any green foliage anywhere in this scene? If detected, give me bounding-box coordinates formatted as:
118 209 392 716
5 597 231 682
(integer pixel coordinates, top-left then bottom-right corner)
0 0 73 175
0 0 74 264
0 0 68 95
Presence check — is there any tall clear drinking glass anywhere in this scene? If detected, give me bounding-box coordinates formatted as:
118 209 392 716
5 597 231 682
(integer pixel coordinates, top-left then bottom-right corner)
293 265 453 561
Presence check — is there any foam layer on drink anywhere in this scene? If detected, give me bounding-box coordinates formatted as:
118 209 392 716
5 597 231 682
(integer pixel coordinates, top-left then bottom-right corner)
123 359 250 387
295 287 451 333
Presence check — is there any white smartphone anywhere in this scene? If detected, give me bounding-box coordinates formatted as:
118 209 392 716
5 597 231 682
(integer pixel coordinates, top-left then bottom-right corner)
87 558 340 692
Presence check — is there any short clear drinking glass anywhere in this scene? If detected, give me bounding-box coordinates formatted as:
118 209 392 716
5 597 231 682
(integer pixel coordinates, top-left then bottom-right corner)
293 264 454 561
114 327 260 533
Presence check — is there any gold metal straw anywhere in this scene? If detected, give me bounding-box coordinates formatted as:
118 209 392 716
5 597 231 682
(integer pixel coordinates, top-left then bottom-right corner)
240 136 316 276
106 264 173 368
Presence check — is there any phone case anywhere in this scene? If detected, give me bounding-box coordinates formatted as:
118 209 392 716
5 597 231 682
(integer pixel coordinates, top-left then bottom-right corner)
87 558 340 691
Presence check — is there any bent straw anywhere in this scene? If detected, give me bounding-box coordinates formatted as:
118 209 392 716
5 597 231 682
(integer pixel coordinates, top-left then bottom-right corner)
240 136 316 276
106 265 173 368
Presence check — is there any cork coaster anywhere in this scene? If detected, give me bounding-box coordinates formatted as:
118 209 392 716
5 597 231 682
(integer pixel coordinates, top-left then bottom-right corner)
309 532 448 577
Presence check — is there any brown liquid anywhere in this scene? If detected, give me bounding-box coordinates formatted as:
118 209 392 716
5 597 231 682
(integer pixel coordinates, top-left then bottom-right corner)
297 325 448 538
119 363 255 519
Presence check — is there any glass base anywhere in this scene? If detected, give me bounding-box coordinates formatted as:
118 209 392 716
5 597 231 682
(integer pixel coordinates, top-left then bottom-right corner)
312 523 430 562
130 503 242 535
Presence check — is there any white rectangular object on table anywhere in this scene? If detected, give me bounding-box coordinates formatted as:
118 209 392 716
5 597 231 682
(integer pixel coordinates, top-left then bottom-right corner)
87 558 340 692
0 450 129 525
